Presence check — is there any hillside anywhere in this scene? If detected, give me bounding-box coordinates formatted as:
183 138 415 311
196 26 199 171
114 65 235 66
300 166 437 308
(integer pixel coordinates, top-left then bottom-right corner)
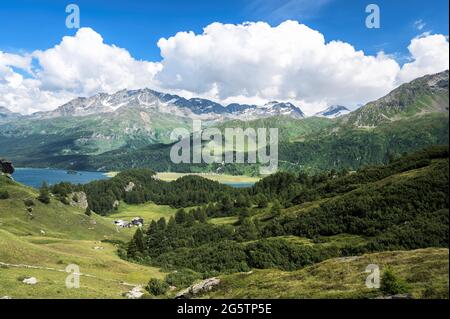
0 175 166 298
1 146 448 299
203 248 449 299
343 70 449 127
0 107 21 124
114 146 449 299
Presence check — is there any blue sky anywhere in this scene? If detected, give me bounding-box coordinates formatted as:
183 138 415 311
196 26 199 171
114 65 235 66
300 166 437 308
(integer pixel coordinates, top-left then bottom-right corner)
0 1 448 114
1 0 448 61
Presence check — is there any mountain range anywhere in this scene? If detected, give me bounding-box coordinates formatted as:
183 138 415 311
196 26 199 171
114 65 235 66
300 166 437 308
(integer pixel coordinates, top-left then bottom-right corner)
8 89 306 122
0 106 21 124
0 70 448 174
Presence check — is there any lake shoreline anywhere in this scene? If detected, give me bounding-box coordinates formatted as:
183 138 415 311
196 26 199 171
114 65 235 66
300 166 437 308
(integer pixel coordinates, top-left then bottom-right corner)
13 168 257 189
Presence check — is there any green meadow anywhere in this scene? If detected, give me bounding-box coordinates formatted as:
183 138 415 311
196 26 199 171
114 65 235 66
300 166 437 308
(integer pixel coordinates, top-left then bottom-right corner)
0 175 167 298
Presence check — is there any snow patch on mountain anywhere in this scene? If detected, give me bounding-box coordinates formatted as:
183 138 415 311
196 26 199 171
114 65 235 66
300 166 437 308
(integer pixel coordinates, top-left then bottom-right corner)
314 105 350 118
28 89 306 121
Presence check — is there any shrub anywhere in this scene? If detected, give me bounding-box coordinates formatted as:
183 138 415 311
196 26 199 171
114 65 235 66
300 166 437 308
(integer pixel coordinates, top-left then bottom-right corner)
380 268 408 295
165 269 201 288
23 199 34 207
0 190 9 199
147 278 169 296
37 182 51 204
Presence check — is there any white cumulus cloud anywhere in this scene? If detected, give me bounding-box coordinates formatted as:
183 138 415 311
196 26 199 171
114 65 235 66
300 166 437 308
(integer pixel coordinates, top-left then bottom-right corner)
1 28 161 114
34 28 162 96
156 20 448 114
0 22 448 115
396 34 449 84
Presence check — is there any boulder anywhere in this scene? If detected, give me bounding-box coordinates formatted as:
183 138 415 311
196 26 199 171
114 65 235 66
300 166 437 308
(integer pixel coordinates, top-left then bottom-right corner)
175 278 220 299
124 182 135 192
69 191 88 210
22 277 38 285
0 159 14 175
125 286 144 299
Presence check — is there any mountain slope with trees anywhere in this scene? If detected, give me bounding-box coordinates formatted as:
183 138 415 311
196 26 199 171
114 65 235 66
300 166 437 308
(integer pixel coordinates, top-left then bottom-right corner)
121 147 448 291
0 71 447 175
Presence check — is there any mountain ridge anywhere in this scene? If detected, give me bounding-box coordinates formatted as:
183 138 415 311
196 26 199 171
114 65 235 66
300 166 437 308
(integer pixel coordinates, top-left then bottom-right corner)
27 88 306 121
343 70 449 127
0 106 21 123
0 71 448 174
314 105 350 118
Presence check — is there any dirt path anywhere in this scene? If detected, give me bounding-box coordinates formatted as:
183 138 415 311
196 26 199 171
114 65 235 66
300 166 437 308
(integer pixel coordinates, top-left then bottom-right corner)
0 261 138 287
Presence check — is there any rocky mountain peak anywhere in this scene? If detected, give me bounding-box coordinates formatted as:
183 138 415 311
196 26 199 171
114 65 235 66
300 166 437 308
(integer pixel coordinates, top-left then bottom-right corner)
26 89 307 121
315 105 350 118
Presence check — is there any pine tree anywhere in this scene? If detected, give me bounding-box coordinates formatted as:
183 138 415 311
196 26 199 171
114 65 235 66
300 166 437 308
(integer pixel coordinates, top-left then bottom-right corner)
167 216 177 231
146 220 158 236
236 218 258 241
127 239 138 258
37 182 51 204
257 194 268 208
175 208 187 224
205 203 216 217
157 217 167 231
132 228 146 254
238 207 250 223
220 195 233 215
380 268 408 295
197 209 207 223
186 212 196 226
271 199 282 217
235 194 247 208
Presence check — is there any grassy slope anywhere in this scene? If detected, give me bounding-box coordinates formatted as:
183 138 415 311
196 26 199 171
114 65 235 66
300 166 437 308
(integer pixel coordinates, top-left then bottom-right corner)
1 152 449 298
201 158 449 299
210 216 239 225
0 177 123 240
0 175 166 298
203 248 449 299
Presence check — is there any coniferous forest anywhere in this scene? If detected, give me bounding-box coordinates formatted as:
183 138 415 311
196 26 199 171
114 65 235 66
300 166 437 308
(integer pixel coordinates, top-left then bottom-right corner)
87 146 448 282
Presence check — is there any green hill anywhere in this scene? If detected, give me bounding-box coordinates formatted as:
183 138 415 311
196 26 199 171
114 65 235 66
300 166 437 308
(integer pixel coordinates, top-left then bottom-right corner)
117 146 448 300
343 70 449 127
0 146 448 299
203 248 449 299
0 175 166 298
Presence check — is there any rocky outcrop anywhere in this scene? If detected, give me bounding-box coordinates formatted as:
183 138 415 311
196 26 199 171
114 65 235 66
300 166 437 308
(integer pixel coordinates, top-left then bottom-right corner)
69 191 88 210
175 278 220 299
124 286 144 299
0 159 14 175
124 182 135 192
374 294 413 299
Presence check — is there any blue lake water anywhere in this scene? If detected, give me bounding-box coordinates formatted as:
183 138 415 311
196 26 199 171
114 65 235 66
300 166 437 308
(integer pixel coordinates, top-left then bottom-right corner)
223 182 254 188
12 168 254 189
13 168 109 188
